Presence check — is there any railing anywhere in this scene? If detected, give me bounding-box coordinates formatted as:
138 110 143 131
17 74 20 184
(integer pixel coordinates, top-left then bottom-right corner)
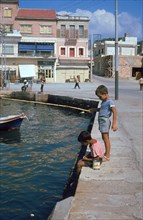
18 52 56 58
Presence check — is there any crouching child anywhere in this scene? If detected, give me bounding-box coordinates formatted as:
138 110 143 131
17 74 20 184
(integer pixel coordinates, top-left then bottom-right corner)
77 131 104 174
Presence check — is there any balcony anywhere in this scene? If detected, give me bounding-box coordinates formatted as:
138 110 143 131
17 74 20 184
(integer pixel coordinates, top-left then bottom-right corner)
18 51 56 58
65 38 77 46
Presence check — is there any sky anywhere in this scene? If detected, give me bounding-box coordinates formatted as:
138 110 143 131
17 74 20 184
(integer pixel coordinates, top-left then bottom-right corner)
19 0 143 41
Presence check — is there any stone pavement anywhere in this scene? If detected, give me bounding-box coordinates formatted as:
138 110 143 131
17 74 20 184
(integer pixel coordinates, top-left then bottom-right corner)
67 114 142 220
1 76 143 220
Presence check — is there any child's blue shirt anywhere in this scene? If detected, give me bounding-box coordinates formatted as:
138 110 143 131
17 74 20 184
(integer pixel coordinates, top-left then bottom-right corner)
99 99 115 118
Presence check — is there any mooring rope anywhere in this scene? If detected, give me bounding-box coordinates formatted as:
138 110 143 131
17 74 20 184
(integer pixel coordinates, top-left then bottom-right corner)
1 97 91 113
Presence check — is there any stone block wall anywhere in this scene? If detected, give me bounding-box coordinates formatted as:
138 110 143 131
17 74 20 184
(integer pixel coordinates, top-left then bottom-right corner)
93 55 143 78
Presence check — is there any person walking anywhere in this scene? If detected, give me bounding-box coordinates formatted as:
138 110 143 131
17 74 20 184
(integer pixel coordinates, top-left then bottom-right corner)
74 75 80 89
40 74 45 92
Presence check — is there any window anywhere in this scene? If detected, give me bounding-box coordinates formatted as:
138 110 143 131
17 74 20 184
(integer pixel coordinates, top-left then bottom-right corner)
46 69 53 78
69 48 75 57
20 25 32 33
61 47 66 55
70 25 75 38
79 48 84 56
40 25 52 34
79 25 84 38
4 45 14 55
4 8 12 18
61 25 66 37
4 24 13 33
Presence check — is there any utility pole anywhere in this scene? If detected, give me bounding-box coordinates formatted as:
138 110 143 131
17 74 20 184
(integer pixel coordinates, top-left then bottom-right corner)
0 6 7 90
115 0 119 100
90 33 93 82
0 23 6 89
90 34 101 82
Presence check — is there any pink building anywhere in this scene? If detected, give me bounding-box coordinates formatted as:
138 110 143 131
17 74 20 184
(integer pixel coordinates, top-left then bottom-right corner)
56 15 90 82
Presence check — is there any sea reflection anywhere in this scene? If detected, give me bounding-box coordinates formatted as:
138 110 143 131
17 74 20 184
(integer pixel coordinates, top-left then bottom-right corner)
0 130 21 144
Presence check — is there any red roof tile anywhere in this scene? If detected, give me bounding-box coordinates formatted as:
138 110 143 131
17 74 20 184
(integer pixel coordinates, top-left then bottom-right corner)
1 0 18 3
16 9 56 19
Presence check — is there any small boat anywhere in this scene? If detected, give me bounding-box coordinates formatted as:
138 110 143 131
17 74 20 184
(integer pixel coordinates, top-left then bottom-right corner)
0 113 27 131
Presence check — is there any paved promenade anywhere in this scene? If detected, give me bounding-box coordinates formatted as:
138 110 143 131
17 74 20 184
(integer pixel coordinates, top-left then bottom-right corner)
1 76 143 220
67 77 143 220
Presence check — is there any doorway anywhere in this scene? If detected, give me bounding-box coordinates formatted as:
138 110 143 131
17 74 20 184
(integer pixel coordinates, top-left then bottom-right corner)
132 67 143 79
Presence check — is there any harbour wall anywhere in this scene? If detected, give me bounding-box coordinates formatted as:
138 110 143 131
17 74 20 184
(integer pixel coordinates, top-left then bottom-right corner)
0 91 98 111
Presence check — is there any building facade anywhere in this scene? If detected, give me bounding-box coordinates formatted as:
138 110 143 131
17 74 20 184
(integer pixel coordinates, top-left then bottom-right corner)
0 0 90 84
56 15 89 82
93 34 143 78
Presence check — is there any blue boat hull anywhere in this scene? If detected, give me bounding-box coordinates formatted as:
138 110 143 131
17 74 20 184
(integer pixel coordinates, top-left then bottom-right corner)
0 118 23 131
0 114 26 131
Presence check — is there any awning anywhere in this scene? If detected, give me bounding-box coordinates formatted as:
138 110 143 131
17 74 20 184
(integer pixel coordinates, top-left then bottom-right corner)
19 43 36 51
36 44 54 51
19 65 36 78
18 43 54 51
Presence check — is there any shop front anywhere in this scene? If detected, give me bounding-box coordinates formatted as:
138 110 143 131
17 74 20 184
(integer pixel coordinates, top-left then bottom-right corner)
38 61 55 83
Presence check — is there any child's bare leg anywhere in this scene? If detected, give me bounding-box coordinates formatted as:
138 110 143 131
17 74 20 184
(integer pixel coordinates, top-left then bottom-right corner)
102 133 110 158
77 160 85 174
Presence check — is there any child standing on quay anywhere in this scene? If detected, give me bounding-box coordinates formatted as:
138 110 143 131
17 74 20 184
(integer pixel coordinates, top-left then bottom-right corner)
95 85 117 161
77 131 104 174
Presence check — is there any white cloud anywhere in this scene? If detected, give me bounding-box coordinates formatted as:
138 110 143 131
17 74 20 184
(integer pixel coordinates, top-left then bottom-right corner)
58 9 142 41
118 12 142 40
89 9 115 37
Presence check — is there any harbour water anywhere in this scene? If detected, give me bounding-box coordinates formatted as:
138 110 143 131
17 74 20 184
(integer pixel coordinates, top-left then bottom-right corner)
0 100 91 220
